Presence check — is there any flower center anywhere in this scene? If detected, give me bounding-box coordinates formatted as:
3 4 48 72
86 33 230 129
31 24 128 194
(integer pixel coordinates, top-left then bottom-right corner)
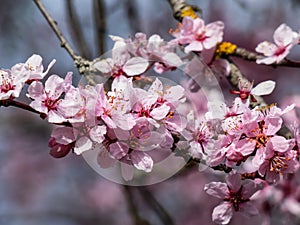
44 98 60 110
274 46 286 56
0 72 15 93
0 81 14 93
270 155 290 174
225 186 249 211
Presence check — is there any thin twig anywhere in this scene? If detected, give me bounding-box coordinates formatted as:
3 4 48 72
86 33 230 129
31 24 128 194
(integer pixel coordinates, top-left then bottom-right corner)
0 99 45 118
233 47 300 68
33 0 78 61
33 0 92 75
66 0 91 59
166 0 202 21
93 0 106 55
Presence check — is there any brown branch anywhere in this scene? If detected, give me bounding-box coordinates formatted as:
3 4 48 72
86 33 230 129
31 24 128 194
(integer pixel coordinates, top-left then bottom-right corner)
33 0 92 76
65 0 91 59
233 47 300 68
227 61 267 108
93 0 106 55
166 0 202 21
0 99 46 119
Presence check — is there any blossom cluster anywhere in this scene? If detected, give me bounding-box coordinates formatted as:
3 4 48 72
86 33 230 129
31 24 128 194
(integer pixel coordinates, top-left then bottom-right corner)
1 15 300 225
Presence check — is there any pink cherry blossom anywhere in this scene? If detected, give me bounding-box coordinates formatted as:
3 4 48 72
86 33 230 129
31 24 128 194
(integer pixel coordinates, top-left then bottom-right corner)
11 54 56 81
58 86 86 123
48 126 75 158
0 69 29 100
230 80 276 102
73 123 107 155
204 171 261 224
93 41 149 77
90 77 136 130
27 72 72 123
100 123 158 174
256 142 299 183
180 110 212 159
255 23 299 64
170 16 224 53
110 33 183 74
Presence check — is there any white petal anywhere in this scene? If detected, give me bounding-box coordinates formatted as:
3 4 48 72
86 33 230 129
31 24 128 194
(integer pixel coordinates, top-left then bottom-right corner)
212 202 233 225
123 57 149 76
130 151 153 172
121 163 134 181
74 137 93 155
251 80 276 96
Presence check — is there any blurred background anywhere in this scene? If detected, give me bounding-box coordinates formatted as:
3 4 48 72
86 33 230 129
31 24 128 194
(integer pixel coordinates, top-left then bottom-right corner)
1 0 300 224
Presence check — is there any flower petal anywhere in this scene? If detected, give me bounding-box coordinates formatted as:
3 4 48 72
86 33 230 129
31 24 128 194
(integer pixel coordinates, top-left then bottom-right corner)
212 202 233 225
204 182 228 199
123 57 149 76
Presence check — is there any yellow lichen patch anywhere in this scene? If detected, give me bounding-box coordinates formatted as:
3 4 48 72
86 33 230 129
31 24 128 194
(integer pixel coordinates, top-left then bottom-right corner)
215 42 237 58
181 6 198 19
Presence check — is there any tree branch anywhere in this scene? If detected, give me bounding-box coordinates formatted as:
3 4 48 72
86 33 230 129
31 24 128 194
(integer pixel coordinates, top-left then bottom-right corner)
65 0 91 59
33 0 92 75
233 47 300 68
93 0 106 55
0 99 46 119
166 0 202 21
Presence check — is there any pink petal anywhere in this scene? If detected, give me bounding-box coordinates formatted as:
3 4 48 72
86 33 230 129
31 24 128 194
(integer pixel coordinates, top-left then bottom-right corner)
97 149 116 168
180 17 194 35
74 136 93 155
93 58 114 74
251 80 276 96
29 100 47 114
51 127 75 145
112 41 129 66
45 75 64 99
27 81 45 100
161 52 183 67
239 202 259 216
270 136 289 152
148 78 163 95
123 57 149 76
204 182 228 199
109 142 129 160
226 171 241 192
130 151 153 172
242 181 262 199
90 125 107 143
235 139 256 156
150 104 170 120
184 41 203 53
164 85 185 103
252 147 265 169
121 163 134 181
48 110 66 123
273 23 298 46
26 54 42 68
265 116 282 135
212 202 233 225
113 113 136 130
255 41 277 56
256 56 277 65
